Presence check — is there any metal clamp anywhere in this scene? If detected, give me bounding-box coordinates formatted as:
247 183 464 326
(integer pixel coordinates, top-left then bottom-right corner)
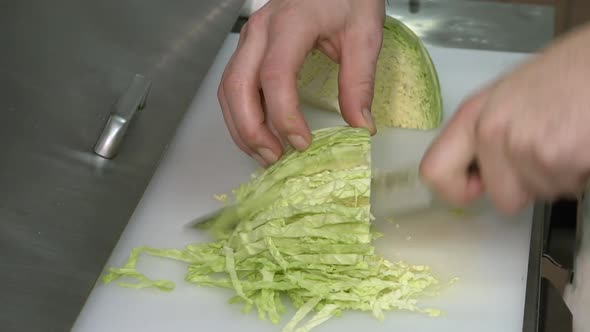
94 74 151 159
542 254 573 295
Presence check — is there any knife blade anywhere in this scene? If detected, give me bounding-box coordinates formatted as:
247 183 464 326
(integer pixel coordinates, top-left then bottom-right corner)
369 165 435 219
185 162 479 229
370 160 480 219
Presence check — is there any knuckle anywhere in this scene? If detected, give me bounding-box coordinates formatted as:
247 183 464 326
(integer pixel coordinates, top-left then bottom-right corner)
362 25 383 50
476 115 505 145
234 139 251 154
419 159 446 193
238 124 262 144
239 22 249 38
270 4 299 24
457 97 477 117
489 180 531 215
506 132 528 158
222 72 247 91
418 159 437 185
271 114 299 135
246 12 268 34
216 84 224 102
347 22 383 50
259 63 283 83
536 142 560 169
228 129 245 150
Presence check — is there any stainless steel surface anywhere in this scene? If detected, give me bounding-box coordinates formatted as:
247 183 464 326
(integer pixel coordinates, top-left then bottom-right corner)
0 1 244 332
386 0 554 53
94 74 151 159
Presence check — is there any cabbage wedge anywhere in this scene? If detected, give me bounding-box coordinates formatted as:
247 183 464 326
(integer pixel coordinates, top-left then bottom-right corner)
296 16 443 130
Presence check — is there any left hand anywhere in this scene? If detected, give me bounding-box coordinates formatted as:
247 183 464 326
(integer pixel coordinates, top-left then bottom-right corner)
217 0 384 167
419 23 590 214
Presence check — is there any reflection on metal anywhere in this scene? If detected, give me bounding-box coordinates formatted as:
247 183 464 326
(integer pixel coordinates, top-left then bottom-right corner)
386 0 554 53
94 74 151 159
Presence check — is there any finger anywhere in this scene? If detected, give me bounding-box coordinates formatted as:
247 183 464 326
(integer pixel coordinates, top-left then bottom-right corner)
260 91 287 147
217 18 271 167
420 89 489 206
218 84 268 167
475 110 532 214
223 15 284 165
216 24 248 149
258 14 315 151
337 23 382 135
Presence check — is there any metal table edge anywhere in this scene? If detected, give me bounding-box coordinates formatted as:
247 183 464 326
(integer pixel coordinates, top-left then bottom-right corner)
523 201 549 332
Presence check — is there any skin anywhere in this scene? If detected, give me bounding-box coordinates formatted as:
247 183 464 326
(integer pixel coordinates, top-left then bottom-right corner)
420 22 590 215
219 0 590 214
218 0 384 167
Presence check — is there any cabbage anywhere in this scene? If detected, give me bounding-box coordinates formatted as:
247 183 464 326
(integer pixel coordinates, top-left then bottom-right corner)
102 126 442 332
296 15 443 130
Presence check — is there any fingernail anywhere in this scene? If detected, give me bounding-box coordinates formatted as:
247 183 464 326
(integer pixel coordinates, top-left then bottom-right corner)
288 135 309 151
258 148 278 164
251 153 268 167
362 108 376 134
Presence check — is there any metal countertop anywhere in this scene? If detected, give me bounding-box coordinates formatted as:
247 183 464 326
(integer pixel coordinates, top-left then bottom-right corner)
1 1 245 331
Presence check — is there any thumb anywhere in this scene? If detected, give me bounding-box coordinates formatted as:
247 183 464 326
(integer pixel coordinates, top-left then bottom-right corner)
420 88 491 206
337 25 383 135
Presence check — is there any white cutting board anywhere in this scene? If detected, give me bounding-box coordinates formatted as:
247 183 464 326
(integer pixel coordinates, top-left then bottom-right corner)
72 33 535 332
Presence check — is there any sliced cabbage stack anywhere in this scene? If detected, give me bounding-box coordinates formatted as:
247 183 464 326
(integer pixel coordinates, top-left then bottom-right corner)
102 126 441 332
296 15 443 130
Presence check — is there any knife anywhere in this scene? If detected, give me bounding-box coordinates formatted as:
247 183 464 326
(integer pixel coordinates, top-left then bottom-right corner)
185 162 479 229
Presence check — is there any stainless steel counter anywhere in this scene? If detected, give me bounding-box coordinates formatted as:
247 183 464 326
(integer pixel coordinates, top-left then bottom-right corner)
387 0 554 53
0 1 244 331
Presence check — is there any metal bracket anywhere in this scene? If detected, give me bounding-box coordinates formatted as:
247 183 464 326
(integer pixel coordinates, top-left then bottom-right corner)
94 74 151 159
541 254 573 295
523 201 575 332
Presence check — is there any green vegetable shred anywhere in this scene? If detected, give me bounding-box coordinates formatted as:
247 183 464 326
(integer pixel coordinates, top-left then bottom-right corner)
102 126 442 331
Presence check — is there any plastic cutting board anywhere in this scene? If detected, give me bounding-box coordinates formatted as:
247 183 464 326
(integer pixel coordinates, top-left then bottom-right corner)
72 33 536 332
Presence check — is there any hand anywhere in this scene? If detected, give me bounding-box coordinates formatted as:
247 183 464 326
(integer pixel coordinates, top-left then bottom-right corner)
218 0 384 166
420 23 590 214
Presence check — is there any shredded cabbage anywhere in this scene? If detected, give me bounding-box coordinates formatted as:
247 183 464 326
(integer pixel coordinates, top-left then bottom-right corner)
102 126 443 331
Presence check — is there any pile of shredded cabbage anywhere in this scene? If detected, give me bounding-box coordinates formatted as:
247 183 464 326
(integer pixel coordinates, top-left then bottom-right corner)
102 126 442 332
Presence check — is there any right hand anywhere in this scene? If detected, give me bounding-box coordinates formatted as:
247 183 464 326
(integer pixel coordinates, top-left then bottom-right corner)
419 23 590 214
218 0 385 166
